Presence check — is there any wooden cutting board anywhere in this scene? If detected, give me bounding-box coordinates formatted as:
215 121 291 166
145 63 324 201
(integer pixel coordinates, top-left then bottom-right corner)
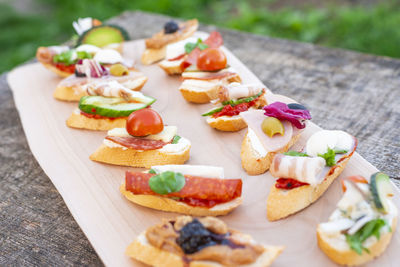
7 40 400 266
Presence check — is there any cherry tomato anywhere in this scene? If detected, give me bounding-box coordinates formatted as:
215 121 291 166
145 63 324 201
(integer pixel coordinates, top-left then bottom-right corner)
197 48 227 71
341 175 368 192
126 109 163 137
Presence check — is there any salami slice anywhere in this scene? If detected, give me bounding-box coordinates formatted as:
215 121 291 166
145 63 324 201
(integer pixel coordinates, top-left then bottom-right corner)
181 31 224 70
125 172 242 203
106 136 167 150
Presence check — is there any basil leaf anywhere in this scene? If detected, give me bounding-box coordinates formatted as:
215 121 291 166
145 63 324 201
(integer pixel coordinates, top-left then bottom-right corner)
345 219 387 255
184 42 197 54
53 50 75 66
198 42 209 50
318 147 337 167
172 135 181 144
334 149 348 154
148 169 156 174
76 51 92 60
148 171 185 195
284 151 309 157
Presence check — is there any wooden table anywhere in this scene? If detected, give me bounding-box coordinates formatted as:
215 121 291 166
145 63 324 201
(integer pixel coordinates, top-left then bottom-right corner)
1 11 399 266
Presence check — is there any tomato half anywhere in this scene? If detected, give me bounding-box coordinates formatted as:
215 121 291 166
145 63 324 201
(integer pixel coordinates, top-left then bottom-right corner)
126 109 163 137
197 48 227 71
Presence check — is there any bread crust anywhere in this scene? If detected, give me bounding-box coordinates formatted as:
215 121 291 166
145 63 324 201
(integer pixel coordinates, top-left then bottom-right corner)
240 132 301 175
206 115 247 132
158 60 183 75
266 153 353 221
317 218 397 266
66 112 126 131
90 144 190 168
179 74 242 104
120 183 242 216
126 232 284 267
53 78 146 102
141 47 167 65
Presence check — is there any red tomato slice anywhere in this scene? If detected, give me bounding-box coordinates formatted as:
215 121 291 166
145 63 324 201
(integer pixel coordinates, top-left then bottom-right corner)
126 109 163 137
197 48 227 71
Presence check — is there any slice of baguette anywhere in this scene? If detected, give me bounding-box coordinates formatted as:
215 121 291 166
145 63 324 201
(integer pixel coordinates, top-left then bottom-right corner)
241 131 301 175
317 218 397 266
141 47 167 65
180 74 242 104
126 232 284 267
66 112 126 131
90 143 190 168
38 62 73 78
120 183 242 216
266 153 353 221
206 115 247 132
158 59 183 75
53 77 147 102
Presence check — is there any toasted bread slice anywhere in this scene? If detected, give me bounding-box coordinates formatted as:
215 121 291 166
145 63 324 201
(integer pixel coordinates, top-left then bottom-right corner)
179 74 241 104
317 218 397 266
141 47 167 65
38 62 72 78
53 76 147 102
158 58 183 75
90 142 190 168
206 115 247 132
66 112 126 131
266 152 353 221
36 47 73 78
241 131 301 175
120 183 242 216
126 232 284 267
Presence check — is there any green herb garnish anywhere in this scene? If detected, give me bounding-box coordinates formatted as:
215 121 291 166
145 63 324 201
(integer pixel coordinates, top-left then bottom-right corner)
284 151 309 157
148 169 156 174
184 38 209 54
171 135 181 144
334 149 348 154
53 50 92 66
318 147 337 166
148 171 185 195
345 219 387 255
201 91 264 117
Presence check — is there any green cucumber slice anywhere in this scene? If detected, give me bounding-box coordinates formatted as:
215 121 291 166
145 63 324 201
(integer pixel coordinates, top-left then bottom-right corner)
370 172 393 213
79 95 156 117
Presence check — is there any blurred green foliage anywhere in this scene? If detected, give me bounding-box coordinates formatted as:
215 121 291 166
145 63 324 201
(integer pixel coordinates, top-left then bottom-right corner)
1 0 399 73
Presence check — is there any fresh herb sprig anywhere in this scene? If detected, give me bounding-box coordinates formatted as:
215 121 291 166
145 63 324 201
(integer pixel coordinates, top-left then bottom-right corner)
148 171 186 195
184 38 208 54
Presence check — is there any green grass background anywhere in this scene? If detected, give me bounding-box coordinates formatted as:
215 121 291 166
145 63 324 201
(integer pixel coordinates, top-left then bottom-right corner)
1 0 399 73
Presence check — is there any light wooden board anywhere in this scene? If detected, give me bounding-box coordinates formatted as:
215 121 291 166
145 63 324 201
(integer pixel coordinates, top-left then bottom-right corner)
7 40 400 267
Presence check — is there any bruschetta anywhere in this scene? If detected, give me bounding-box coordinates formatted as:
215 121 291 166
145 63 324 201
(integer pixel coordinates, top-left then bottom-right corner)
240 101 312 175
90 109 190 168
120 164 243 216
317 173 397 266
53 59 147 102
202 82 267 131
126 216 284 267
266 129 357 221
66 80 155 131
141 19 198 65
158 31 221 75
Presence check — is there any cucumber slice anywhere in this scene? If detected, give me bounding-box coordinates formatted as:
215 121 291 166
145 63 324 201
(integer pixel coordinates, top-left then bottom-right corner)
79 95 156 117
370 172 393 213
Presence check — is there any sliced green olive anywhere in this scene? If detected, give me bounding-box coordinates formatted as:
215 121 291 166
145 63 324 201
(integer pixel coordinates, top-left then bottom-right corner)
110 63 128 76
261 117 284 137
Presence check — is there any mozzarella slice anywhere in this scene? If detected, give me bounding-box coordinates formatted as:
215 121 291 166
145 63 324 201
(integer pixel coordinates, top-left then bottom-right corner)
94 49 123 64
76 44 101 54
306 130 353 157
151 165 224 179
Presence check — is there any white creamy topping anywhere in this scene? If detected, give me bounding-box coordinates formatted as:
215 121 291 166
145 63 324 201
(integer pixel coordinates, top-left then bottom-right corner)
225 82 264 100
180 79 221 92
165 36 198 59
107 126 177 143
76 44 101 54
151 165 224 179
49 46 70 54
93 49 123 64
247 128 268 158
157 137 191 153
306 130 353 157
103 139 128 150
73 17 93 35
181 67 236 79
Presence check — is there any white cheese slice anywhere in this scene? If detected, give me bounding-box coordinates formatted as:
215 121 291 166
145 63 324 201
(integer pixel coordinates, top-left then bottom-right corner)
165 37 198 60
76 44 101 54
306 130 353 157
151 164 224 179
107 126 177 143
94 49 123 64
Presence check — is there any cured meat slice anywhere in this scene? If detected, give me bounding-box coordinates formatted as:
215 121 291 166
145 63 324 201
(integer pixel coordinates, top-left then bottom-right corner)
106 136 167 150
125 172 242 202
240 110 293 152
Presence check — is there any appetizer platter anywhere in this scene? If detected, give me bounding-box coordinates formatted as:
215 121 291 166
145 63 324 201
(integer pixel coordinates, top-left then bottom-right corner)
7 18 400 267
